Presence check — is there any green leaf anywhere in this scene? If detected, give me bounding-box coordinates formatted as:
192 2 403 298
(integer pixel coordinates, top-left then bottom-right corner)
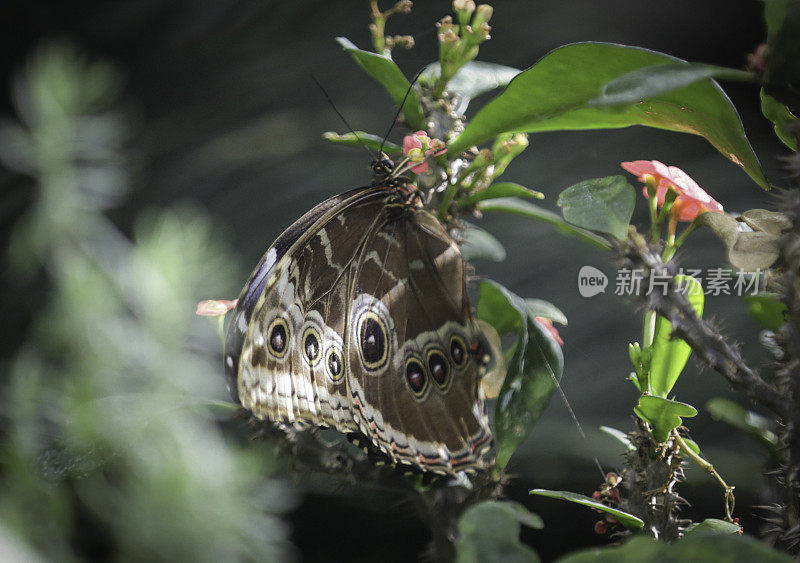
599 426 634 451
447 42 768 190
476 280 525 335
634 396 697 442
649 275 704 398
460 223 507 262
336 37 425 131
322 131 402 154
682 436 701 455
529 490 644 530
478 197 611 249
764 0 795 42
557 176 636 240
684 518 742 538
457 182 544 207
760 89 798 151
743 293 787 331
420 61 520 114
456 500 542 563
556 534 792 563
588 63 754 107
524 298 567 326
764 1 800 112
477 281 564 469
706 397 780 459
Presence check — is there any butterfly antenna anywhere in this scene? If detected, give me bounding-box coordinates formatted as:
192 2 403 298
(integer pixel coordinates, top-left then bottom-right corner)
379 67 426 156
311 75 373 159
532 335 586 439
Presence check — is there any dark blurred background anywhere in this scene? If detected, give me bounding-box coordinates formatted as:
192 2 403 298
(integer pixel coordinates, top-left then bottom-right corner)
0 1 790 561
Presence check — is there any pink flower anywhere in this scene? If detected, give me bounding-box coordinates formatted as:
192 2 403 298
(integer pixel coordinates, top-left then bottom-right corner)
402 130 444 174
535 316 563 347
196 299 238 317
621 160 723 222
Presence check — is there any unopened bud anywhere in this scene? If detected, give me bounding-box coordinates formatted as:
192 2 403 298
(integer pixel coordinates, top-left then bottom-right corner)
393 0 413 14
473 4 493 25
439 29 459 43
429 138 446 152
453 0 475 12
391 35 415 49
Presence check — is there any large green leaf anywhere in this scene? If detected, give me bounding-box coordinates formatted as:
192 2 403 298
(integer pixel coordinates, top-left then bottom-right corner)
529 490 644 530
649 275 704 398
447 42 768 189
336 37 426 131
634 395 697 442
556 534 792 563
477 197 611 249
477 281 564 469
456 500 542 563
557 175 636 240
587 63 754 107
706 397 780 459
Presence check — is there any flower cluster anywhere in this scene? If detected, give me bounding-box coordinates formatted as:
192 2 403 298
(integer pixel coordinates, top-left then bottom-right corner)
591 472 622 535
621 160 723 222
402 130 445 173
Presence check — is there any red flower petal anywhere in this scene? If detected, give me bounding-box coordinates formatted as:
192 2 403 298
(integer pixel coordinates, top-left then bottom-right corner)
621 160 723 222
535 316 563 346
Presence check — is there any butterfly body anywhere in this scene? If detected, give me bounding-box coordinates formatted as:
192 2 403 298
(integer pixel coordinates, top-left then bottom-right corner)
225 162 497 475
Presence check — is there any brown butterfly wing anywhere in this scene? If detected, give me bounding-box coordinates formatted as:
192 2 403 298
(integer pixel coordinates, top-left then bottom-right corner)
345 204 494 475
226 188 388 433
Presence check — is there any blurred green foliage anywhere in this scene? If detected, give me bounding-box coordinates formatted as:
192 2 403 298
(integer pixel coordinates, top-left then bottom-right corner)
0 43 292 561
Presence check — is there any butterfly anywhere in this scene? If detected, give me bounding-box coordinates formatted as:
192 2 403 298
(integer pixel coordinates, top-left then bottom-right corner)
223 153 503 476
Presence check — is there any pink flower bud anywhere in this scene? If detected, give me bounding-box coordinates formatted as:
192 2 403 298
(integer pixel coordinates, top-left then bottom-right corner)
196 299 238 317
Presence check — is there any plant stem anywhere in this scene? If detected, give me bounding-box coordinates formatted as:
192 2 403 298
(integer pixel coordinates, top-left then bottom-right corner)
369 1 387 55
647 176 659 243
674 432 736 522
438 183 459 221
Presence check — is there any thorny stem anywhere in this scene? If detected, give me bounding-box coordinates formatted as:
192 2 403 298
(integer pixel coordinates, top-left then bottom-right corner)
674 432 736 523
620 229 789 417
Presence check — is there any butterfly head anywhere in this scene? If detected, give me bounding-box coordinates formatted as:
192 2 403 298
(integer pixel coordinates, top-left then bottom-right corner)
370 152 398 187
